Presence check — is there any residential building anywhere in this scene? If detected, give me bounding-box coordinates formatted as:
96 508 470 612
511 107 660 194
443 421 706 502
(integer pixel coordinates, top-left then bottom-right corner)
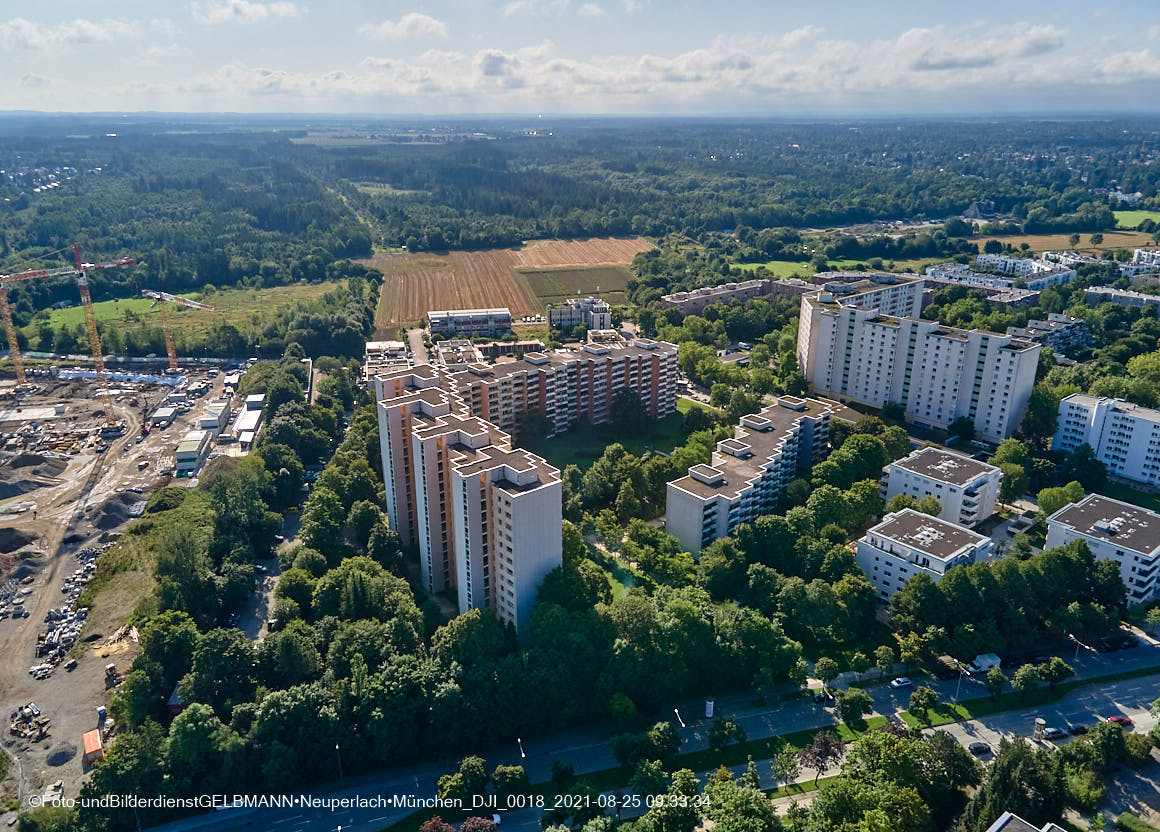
1006 313 1092 354
881 446 1002 528
929 260 1077 290
374 333 678 630
427 307 513 336
806 273 925 317
1053 394 1160 486
1043 249 1158 277
984 811 1067 832
433 339 484 371
666 397 832 551
548 296 612 331
855 509 994 600
364 340 411 385
796 290 1041 442
661 279 772 313
1045 494 1160 604
1085 286 1160 311
1135 249 1160 268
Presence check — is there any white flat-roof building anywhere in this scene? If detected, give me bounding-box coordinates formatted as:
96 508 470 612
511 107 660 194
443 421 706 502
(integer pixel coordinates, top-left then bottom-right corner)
244 394 265 411
1006 313 1092 355
198 403 230 436
1054 394 1160 486
666 397 833 552
1085 287 1160 310
929 260 1076 291
856 509 993 600
150 406 177 427
881 447 1002 528
1045 493 1160 605
428 308 513 336
796 289 1040 443
548 297 612 331
1134 249 1160 268
175 430 212 477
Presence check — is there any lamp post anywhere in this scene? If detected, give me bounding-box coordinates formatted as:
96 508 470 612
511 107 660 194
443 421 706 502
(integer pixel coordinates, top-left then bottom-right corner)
674 708 685 728
336 743 344 790
953 660 965 704
517 737 526 759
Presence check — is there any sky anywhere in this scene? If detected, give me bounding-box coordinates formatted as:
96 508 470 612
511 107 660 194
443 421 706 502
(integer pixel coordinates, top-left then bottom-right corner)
1 0 1159 115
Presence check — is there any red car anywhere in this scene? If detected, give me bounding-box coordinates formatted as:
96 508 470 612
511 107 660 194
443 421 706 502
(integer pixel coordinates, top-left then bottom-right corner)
1107 715 1133 728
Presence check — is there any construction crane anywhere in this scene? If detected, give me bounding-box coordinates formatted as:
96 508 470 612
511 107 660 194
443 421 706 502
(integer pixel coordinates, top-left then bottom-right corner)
0 245 134 386
140 290 214 372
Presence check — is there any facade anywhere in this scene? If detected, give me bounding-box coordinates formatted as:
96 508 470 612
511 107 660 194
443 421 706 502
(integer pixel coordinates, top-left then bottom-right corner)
881 446 1002 528
1053 394 1160 486
796 290 1041 443
1006 313 1092 355
1045 493 1160 604
364 340 411 384
1085 287 1160 310
175 430 212 476
374 334 677 630
855 509 993 601
427 307 513 336
1134 249 1160 268
928 260 1076 291
806 273 925 317
548 297 612 331
666 397 832 552
198 403 230 436
661 279 774 313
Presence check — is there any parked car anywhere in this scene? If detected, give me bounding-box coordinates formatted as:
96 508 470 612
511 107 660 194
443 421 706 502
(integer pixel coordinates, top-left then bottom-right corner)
1107 715 1133 728
1043 727 1067 741
889 677 913 689
1118 636 1139 649
967 741 991 756
1067 724 1089 736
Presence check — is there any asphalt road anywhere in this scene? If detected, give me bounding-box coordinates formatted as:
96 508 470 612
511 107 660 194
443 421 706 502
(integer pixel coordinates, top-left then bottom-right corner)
143 642 1160 832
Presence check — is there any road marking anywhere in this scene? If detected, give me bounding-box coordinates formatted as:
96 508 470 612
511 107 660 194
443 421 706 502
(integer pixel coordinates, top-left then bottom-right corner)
273 817 304 825
368 817 388 824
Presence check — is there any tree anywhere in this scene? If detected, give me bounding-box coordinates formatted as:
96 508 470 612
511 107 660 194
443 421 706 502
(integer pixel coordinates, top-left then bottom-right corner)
814 656 839 690
887 494 918 513
836 688 873 730
611 386 650 436
798 730 846 786
998 463 1029 503
647 721 682 760
1036 481 1084 518
708 717 746 752
899 632 924 670
909 686 939 725
772 745 801 790
629 759 668 798
418 817 455 832
460 819 496 832
1090 233 1104 245
875 644 896 679
1011 663 1040 702
741 756 761 789
615 480 642 522
492 764 530 799
1038 657 1074 690
986 667 1008 700
850 651 871 678
948 417 975 442
915 496 942 517
1146 607 1160 636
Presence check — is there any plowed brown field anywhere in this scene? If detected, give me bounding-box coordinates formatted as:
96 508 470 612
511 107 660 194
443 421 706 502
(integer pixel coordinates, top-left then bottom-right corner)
509 237 654 268
364 237 654 335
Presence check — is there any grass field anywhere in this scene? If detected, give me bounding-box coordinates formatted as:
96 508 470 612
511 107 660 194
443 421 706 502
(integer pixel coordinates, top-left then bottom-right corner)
1115 210 1160 230
982 229 1155 255
27 281 344 340
734 257 940 277
365 238 652 336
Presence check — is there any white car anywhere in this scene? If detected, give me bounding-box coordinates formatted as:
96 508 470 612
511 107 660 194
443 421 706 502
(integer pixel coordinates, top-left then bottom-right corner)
889 677 913 689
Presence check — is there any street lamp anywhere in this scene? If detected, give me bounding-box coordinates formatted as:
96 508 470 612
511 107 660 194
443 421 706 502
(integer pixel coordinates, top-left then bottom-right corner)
674 708 685 728
336 743 344 790
952 660 966 704
517 737 526 759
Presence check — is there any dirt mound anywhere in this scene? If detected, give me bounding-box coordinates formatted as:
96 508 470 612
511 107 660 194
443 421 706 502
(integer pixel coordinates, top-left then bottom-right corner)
91 492 141 530
0 527 36 554
9 453 66 477
46 745 76 767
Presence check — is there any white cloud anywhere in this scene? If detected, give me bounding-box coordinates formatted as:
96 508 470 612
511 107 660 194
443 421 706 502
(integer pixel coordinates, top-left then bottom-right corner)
578 3 604 16
1148 25 1160 41
902 23 1066 71
778 25 822 48
20 73 49 87
359 12 447 39
191 0 305 25
0 17 138 50
143 43 183 60
504 0 571 17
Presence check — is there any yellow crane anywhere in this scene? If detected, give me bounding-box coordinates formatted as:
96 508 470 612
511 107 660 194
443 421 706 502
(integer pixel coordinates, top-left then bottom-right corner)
0 245 134 390
140 290 215 372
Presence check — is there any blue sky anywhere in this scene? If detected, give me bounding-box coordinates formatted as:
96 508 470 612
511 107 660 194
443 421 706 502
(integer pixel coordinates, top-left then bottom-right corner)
2 0 1159 114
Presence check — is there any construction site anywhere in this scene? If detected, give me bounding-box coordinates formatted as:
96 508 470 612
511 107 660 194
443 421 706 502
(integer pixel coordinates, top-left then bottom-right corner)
0 247 258 814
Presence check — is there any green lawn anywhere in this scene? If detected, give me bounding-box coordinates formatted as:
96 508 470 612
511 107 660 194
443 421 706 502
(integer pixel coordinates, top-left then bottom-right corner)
733 257 938 277
1095 481 1160 512
1114 209 1160 230
517 266 632 305
527 398 714 470
734 260 813 277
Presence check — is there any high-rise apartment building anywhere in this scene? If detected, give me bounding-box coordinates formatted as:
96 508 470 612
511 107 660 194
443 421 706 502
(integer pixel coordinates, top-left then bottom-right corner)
373 334 678 630
881 446 1002 528
796 287 1040 443
666 397 833 552
1053 394 1160 487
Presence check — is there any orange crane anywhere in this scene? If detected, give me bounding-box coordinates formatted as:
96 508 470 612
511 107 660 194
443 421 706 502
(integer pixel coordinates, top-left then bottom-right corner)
0 244 134 386
140 290 214 372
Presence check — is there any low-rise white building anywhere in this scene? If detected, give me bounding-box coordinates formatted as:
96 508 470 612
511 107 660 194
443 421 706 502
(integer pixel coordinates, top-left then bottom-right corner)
1134 249 1160 268
175 430 212 477
428 308 513 336
1006 313 1092 355
881 446 1002 528
1053 394 1160 486
548 297 612 331
1045 494 1160 605
856 509 994 601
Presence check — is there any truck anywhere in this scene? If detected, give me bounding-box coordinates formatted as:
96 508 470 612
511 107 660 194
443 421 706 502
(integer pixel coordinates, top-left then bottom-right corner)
965 653 1002 674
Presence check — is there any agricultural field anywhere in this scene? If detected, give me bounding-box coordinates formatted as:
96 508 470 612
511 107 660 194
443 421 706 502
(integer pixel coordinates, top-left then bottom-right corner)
1115 209 1160 229
366 237 654 335
981 228 1155 255
516 266 631 306
508 237 654 268
734 256 940 277
24 281 344 340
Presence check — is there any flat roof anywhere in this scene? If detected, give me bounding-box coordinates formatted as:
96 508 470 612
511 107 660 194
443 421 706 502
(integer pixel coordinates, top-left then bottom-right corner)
83 730 103 755
869 509 988 561
669 397 831 500
1061 393 1160 424
891 446 998 486
1047 494 1160 557
429 307 512 317
984 812 1046 832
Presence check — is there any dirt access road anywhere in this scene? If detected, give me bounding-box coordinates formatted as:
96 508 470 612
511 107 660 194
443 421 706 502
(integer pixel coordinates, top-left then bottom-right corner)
0 371 227 813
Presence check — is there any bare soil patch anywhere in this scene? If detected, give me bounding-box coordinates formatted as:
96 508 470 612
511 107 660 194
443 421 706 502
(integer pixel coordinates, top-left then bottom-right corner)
509 237 654 268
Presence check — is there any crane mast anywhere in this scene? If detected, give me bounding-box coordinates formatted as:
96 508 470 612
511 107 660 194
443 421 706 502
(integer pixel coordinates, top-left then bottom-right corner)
140 289 214 371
